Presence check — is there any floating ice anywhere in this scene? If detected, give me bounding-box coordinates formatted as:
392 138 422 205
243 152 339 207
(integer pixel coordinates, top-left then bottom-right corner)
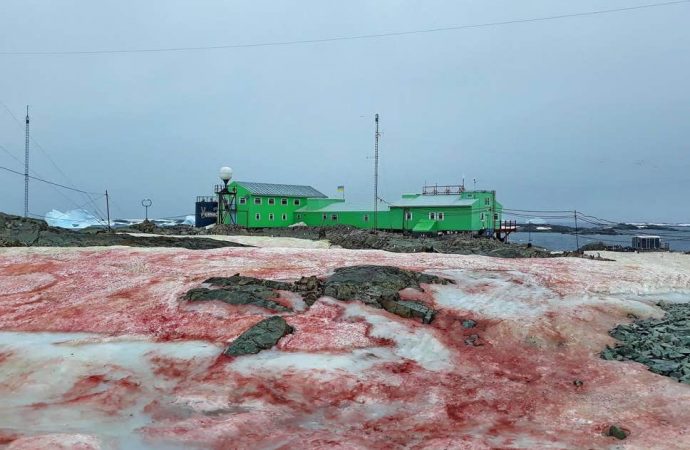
44 209 104 229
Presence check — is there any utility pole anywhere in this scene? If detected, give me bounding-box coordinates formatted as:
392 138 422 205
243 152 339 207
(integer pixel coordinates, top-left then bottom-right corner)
574 210 580 252
105 190 111 232
374 113 380 230
24 106 30 217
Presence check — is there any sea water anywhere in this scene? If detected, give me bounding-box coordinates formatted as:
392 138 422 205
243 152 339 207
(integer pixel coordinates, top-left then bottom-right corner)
511 227 690 252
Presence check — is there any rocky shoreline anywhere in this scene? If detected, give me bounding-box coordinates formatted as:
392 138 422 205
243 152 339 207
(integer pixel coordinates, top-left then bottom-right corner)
1 212 553 257
0 213 247 250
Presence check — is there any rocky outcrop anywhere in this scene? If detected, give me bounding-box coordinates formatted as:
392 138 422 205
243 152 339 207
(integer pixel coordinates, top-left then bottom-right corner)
323 265 448 323
293 275 323 307
185 286 292 312
601 302 690 384
225 316 294 356
184 265 445 324
0 212 247 250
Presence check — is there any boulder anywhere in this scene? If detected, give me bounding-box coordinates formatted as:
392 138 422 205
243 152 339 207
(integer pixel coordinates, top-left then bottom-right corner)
225 316 294 356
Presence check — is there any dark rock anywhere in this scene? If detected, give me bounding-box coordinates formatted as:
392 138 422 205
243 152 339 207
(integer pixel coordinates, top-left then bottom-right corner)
462 319 477 329
323 265 450 305
601 302 690 384
379 297 436 324
322 265 447 323
185 286 291 312
293 275 324 307
225 316 294 356
205 274 293 291
605 425 629 440
464 334 481 347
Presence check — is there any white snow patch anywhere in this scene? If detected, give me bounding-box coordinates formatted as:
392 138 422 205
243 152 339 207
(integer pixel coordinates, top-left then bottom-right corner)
125 233 330 249
340 301 452 371
430 269 557 320
0 331 220 443
229 347 397 375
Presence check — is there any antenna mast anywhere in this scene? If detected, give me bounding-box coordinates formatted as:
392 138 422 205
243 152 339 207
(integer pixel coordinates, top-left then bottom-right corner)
24 106 30 217
374 113 380 230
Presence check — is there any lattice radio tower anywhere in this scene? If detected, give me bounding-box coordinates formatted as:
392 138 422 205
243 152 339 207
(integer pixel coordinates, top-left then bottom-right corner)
373 113 380 230
24 106 30 217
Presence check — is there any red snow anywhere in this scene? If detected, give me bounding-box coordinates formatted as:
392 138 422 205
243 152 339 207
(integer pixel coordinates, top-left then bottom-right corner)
1 247 689 449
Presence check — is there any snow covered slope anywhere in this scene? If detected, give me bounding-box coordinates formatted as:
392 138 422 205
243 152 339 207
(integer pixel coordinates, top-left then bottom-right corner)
0 246 689 449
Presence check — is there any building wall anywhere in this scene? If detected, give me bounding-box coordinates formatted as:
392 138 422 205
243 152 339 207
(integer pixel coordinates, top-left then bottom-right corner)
299 210 392 229
391 206 474 231
218 183 503 232
220 183 313 228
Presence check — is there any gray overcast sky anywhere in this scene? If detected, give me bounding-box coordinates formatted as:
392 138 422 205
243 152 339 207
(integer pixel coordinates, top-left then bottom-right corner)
0 0 688 222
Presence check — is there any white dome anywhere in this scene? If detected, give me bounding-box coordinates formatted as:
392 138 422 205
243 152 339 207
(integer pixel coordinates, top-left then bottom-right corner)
219 166 233 182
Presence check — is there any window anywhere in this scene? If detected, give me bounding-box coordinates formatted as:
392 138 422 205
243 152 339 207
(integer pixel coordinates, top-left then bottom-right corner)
493 213 499 221
254 197 262 205
281 213 287 221
331 214 338 221
268 198 275 205
363 214 369 222
480 212 485 220
255 213 261 221
485 198 490 205
405 211 413 220
269 213 275 221
438 212 445 221
429 212 436 220
296 214 302 220
239 197 247 205
294 199 301 206
322 213 328 221
281 198 288 205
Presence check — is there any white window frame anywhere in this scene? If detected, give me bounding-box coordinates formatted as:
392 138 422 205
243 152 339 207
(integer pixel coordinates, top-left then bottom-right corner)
429 212 436 220
485 198 490 205
254 197 262 205
294 199 301 206
405 211 413 220
281 213 287 221
268 198 275 205
255 213 261 221
281 198 288 205
322 213 328 221
438 212 445 221
239 197 247 205
331 214 338 221
269 213 275 221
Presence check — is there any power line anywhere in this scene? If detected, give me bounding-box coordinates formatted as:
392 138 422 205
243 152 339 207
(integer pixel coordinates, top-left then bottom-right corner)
0 165 101 195
0 100 109 219
1 1 688 56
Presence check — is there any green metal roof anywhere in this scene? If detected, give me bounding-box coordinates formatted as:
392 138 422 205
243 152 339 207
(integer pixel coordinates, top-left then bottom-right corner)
391 196 477 208
235 181 326 198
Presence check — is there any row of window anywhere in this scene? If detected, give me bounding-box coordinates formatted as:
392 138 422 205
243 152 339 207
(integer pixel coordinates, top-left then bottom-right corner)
320 213 370 222
403 212 445 221
254 213 289 221
239 197 301 206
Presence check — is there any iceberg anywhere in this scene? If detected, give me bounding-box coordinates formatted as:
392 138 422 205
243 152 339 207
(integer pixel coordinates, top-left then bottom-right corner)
44 209 104 229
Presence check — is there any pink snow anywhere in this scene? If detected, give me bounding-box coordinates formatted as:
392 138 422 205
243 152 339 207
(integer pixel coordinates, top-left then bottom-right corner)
0 246 689 449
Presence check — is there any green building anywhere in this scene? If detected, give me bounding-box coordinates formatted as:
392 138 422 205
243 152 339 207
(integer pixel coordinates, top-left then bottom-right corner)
221 181 327 228
218 181 505 235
